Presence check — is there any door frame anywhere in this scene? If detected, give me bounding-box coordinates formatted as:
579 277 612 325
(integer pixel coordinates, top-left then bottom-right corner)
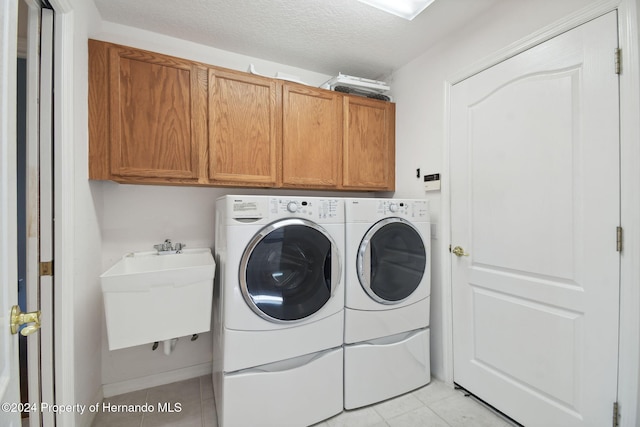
0 0 21 423
44 0 76 426
21 2 56 426
441 0 640 425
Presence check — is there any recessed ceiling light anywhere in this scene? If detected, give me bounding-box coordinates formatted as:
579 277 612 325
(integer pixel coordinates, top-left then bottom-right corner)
357 0 436 20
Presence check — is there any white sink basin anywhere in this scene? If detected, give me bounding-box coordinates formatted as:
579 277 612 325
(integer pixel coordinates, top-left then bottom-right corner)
100 248 215 351
101 248 215 291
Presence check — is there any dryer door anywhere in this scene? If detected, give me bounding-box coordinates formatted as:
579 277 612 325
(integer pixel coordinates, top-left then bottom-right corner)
357 218 426 304
240 218 341 322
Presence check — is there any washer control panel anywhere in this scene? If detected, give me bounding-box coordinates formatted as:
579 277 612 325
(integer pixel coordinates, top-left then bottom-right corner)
270 198 341 220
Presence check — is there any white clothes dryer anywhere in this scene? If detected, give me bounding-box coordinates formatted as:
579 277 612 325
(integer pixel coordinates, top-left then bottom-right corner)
213 195 344 427
343 198 431 410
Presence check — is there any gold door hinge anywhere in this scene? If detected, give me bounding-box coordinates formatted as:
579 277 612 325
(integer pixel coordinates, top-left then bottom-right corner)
616 227 623 252
613 401 620 427
40 261 54 277
615 48 621 74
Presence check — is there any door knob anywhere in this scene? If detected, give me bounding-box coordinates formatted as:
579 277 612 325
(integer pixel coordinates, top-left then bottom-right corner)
10 305 41 336
452 246 469 257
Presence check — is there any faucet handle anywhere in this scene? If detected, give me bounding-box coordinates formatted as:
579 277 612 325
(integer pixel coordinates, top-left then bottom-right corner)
154 239 173 252
154 239 185 253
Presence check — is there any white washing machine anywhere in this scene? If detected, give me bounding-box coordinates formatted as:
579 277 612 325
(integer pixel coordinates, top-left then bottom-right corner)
344 198 431 410
213 195 344 427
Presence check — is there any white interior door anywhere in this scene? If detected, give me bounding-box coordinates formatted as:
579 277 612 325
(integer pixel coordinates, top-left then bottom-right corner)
0 0 22 425
450 11 620 427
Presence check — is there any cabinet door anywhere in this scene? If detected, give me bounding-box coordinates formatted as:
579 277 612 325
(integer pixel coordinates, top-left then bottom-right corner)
108 45 206 180
342 96 395 191
282 84 342 188
209 70 278 185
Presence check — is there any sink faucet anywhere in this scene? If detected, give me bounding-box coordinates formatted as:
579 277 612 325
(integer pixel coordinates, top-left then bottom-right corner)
161 239 172 251
154 239 185 254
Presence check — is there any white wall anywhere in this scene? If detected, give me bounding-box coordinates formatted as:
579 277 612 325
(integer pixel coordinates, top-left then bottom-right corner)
98 184 225 390
391 0 606 380
91 21 333 88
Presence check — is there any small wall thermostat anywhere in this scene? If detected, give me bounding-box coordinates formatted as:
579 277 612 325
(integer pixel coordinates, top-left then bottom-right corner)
424 173 441 191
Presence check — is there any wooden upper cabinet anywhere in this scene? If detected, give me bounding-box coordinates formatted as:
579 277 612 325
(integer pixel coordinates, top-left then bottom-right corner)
342 96 395 191
89 40 207 182
209 70 279 186
89 40 396 190
282 83 342 188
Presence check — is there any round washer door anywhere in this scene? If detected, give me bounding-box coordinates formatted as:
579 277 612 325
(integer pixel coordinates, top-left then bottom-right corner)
357 218 426 304
240 218 341 322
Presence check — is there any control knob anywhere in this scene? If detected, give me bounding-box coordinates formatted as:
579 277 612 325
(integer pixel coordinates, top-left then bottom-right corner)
388 202 399 213
287 201 298 213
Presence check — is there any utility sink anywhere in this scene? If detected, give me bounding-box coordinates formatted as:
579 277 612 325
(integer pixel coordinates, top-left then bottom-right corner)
100 248 215 351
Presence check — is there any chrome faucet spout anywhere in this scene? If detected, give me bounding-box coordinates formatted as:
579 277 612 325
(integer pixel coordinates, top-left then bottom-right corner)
154 239 186 255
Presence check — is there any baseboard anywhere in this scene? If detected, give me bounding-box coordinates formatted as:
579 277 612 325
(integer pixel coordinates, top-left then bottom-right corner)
76 387 105 427
102 362 212 398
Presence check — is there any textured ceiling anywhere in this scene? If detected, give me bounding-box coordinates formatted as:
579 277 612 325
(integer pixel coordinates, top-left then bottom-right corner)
92 0 503 80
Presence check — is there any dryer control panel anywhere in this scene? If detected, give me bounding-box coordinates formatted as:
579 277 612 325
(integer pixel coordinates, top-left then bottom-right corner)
375 200 429 220
347 198 429 222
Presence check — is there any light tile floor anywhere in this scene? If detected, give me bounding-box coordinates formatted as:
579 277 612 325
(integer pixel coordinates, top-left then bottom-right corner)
91 376 519 427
